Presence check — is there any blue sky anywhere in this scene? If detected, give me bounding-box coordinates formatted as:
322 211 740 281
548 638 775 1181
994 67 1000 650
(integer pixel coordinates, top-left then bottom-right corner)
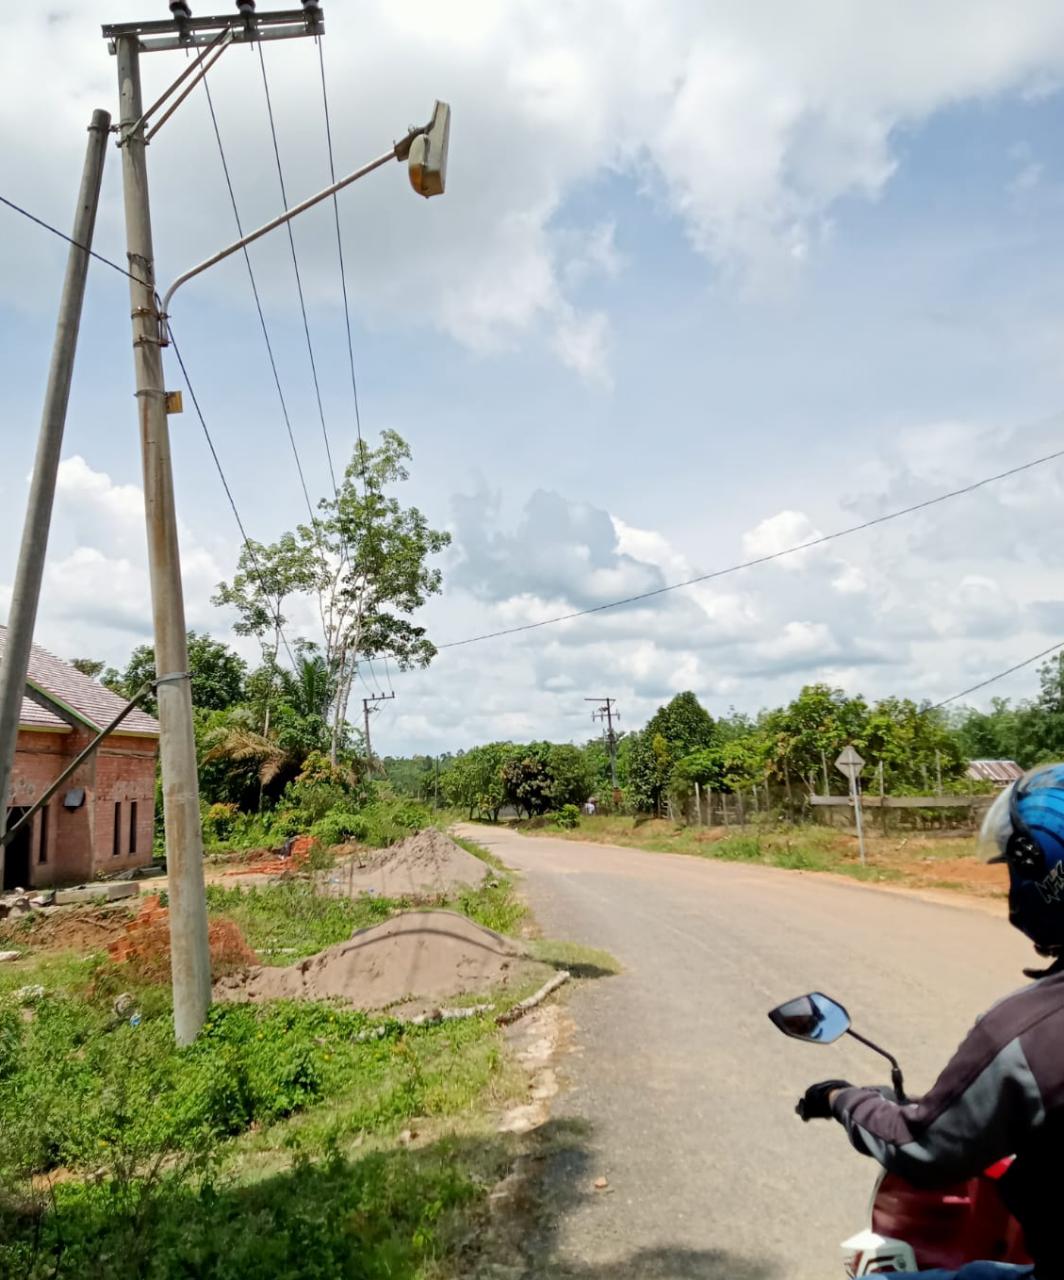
4 2 1064 754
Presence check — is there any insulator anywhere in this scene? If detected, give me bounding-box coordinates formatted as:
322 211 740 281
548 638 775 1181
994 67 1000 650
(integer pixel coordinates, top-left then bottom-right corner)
169 0 192 17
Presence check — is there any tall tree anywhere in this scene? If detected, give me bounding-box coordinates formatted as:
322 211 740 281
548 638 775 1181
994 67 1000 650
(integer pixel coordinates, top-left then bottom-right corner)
297 431 451 762
212 533 318 733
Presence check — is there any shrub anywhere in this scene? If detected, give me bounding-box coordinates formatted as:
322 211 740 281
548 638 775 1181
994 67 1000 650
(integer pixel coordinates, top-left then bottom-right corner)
550 804 581 830
309 810 363 848
201 802 239 843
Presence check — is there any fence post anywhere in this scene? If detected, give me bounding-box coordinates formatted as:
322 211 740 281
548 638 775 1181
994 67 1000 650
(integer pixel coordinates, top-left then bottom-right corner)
694 781 702 826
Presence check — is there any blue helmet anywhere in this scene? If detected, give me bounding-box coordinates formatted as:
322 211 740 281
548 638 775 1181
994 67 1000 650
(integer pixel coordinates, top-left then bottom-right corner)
982 764 1064 952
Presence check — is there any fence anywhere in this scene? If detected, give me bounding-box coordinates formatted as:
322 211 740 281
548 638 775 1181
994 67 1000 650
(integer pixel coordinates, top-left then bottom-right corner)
672 781 994 835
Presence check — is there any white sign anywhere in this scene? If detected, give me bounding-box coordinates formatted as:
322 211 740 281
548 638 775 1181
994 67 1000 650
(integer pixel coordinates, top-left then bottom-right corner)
835 745 865 781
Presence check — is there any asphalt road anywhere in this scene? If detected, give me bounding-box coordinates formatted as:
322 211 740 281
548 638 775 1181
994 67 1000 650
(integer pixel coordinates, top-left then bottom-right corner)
461 824 1033 1280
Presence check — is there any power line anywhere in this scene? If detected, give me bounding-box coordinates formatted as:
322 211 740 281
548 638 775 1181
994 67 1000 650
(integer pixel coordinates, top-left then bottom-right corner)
317 37 368 475
257 42 342 503
382 653 395 694
930 639 1064 711
168 321 300 672
438 442 1064 649
199 70 321 535
0 192 148 287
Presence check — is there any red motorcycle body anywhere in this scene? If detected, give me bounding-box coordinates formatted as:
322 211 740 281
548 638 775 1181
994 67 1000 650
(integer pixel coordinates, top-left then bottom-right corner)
846 1158 1031 1274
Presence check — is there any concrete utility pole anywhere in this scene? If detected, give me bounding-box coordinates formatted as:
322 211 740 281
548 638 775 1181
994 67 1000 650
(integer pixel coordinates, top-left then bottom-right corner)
115 34 211 1046
103 3 329 1047
586 697 620 789
0 109 111 890
362 692 395 775
102 3 449 1042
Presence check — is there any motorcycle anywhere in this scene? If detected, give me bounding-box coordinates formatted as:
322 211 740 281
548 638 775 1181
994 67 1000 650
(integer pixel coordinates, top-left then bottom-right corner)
768 991 1031 1276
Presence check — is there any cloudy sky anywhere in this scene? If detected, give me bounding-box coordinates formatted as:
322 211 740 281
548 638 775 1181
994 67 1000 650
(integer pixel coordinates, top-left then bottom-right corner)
4 1 1064 754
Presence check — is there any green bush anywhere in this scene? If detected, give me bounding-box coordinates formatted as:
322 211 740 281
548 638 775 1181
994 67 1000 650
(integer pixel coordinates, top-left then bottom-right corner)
201 802 239 843
550 804 581 830
309 809 364 848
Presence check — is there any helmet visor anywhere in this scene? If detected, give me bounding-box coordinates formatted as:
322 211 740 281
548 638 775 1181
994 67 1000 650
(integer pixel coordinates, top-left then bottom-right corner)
979 783 1017 864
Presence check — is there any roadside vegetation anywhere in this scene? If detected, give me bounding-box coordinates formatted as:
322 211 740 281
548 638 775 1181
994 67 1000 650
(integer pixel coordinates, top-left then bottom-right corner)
520 814 1006 899
0 835 557 1279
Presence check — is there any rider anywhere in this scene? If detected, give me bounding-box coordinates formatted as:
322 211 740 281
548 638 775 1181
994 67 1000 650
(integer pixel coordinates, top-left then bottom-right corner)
800 763 1064 1280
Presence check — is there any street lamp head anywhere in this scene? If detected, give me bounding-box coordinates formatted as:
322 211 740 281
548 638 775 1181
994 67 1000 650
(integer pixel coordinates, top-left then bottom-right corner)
408 100 450 199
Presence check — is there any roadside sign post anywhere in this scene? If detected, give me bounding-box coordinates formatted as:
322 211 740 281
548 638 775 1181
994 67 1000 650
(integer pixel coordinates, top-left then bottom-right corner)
835 745 867 865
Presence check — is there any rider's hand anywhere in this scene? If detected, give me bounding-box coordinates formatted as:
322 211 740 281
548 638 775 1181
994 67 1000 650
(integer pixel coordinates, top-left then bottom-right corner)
796 1079 852 1121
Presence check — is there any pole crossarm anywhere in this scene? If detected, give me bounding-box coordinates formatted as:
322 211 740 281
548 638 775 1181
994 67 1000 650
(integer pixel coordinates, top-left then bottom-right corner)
103 7 322 54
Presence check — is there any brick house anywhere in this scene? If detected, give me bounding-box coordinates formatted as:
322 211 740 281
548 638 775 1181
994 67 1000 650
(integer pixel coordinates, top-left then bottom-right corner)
0 627 160 890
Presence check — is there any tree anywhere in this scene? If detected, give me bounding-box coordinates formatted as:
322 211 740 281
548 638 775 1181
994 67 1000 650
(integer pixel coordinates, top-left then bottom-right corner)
69 658 105 679
760 684 868 791
212 533 319 733
442 743 512 821
625 692 718 813
109 631 247 716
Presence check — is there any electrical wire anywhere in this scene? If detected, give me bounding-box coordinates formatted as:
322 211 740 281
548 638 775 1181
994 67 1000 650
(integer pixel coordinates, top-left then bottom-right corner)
317 37 368 477
6 190 1064 712
168 321 300 672
438 442 1064 649
257 42 342 505
930 639 1064 711
200 71 321 537
382 653 395 694
0 193 148 287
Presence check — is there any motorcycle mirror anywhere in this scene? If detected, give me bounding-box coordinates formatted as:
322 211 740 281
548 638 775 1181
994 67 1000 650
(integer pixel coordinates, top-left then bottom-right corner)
768 992 851 1045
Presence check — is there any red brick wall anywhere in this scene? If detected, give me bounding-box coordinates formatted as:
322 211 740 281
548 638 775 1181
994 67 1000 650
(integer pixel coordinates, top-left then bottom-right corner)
7 728 158 887
93 735 158 878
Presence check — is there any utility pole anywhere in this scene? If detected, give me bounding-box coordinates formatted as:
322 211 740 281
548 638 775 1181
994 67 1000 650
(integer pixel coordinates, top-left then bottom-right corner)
362 692 395 775
0 110 110 890
115 32 211 1046
103 3 328 1047
586 697 620 790
101 4 448 1042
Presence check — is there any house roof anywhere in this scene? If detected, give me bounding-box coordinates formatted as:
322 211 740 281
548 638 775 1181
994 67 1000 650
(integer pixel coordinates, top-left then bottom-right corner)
966 759 1025 784
0 627 160 738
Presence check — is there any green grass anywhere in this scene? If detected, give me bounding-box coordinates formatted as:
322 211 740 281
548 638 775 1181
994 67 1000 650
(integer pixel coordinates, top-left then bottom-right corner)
522 815 916 886
0 856 542 1279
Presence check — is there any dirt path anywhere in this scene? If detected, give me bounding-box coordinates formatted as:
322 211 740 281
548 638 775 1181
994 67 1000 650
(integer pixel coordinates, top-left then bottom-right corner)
460 823 1030 1279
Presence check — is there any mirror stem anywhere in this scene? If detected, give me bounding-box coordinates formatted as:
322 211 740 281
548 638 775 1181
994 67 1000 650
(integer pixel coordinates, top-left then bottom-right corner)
845 1028 908 1103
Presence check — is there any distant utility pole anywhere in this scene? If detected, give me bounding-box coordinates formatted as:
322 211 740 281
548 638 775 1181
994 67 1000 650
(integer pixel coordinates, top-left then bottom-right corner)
362 692 395 774
0 109 110 890
103 2 325 1046
586 697 620 790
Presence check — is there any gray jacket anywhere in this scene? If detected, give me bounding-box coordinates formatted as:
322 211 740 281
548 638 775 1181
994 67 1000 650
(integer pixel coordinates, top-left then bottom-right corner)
831 967 1064 1275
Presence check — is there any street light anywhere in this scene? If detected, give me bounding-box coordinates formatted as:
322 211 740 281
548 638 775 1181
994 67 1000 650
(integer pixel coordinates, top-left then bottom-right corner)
408 100 450 199
160 102 451 317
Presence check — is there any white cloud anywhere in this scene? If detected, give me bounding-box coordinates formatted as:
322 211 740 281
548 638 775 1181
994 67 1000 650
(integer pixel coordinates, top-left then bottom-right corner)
8 2 1064 382
742 509 824 568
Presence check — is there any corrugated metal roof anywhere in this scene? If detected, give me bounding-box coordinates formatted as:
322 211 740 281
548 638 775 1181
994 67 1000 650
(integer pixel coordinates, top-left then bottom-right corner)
966 759 1025 784
0 627 160 738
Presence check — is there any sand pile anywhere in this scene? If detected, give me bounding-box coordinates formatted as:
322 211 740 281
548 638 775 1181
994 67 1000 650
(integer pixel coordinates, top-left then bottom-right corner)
214 909 526 1011
324 828 491 900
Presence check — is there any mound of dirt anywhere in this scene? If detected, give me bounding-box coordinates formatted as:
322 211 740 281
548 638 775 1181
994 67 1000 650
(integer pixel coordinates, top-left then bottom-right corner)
214 909 526 1011
324 828 491 900
0 903 135 952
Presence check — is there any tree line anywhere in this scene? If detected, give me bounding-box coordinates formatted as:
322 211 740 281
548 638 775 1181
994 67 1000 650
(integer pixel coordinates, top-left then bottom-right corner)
389 656 1064 819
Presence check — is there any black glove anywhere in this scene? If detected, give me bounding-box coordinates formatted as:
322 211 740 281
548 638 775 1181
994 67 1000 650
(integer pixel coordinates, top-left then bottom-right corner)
796 1079 852 1122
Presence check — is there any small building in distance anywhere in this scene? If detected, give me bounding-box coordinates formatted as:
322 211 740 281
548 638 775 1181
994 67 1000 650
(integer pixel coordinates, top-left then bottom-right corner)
0 627 159 890
965 759 1025 788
